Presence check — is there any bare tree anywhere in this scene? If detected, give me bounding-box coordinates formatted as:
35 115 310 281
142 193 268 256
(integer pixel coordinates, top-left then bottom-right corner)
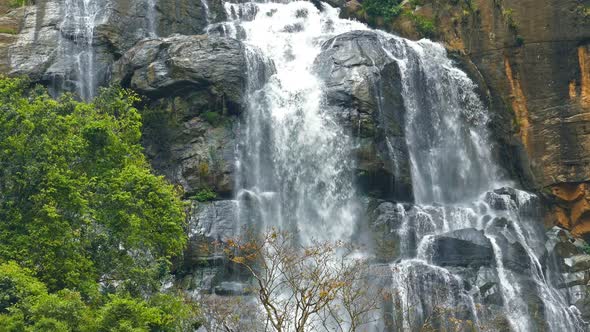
200 294 263 332
222 229 381 332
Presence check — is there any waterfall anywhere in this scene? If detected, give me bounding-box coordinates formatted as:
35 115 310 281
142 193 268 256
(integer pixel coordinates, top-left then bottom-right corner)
221 1 582 330
233 2 366 244
388 37 500 205
59 0 103 100
200 0 211 28
146 0 158 37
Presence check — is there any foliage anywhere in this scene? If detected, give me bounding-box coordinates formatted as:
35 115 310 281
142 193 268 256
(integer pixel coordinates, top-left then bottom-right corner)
7 0 32 8
0 27 17 34
361 0 404 19
217 230 381 332
408 13 436 38
576 5 590 18
191 188 218 202
360 0 436 38
202 111 224 127
0 261 201 331
0 76 200 330
502 8 519 31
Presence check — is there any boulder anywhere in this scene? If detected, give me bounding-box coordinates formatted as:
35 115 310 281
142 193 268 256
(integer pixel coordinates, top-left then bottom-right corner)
431 228 494 268
113 35 247 112
368 201 407 262
314 30 412 201
112 35 261 195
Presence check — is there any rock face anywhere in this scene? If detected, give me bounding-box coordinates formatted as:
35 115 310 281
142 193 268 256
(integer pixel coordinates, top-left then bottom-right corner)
113 35 247 110
457 0 590 189
545 226 590 320
314 30 412 201
178 200 240 294
1 0 227 98
112 35 250 197
341 0 590 237
157 0 226 37
431 229 494 268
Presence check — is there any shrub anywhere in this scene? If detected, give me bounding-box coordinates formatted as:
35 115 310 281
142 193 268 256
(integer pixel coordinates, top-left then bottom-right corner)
362 0 404 19
202 111 223 126
192 188 218 202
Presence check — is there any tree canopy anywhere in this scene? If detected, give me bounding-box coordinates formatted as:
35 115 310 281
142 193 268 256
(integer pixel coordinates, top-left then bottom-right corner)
0 77 200 330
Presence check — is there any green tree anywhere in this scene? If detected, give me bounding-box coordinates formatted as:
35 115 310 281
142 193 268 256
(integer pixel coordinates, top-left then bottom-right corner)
0 77 185 294
0 77 200 330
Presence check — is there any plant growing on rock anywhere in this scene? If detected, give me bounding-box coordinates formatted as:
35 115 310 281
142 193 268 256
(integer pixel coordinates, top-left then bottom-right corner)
192 188 218 202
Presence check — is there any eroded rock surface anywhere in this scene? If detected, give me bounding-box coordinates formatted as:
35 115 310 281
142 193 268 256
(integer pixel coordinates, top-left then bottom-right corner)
112 34 251 196
314 30 412 201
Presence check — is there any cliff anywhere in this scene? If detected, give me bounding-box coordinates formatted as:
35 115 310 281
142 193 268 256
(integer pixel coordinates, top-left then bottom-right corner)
344 0 590 238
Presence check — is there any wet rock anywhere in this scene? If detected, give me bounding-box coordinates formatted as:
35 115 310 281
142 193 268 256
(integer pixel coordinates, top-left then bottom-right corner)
206 22 247 40
391 261 478 331
224 2 258 22
576 295 590 322
142 106 238 196
368 201 407 262
431 228 494 268
113 35 247 112
214 281 251 296
157 0 227 37
112 35 256 195
188 200 239 243
564 255 590 273
177 200 239 293
314 30 412 201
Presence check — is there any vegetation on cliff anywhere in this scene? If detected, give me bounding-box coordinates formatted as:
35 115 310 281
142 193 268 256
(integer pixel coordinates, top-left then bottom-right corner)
0 77 200 330
355 0 438 37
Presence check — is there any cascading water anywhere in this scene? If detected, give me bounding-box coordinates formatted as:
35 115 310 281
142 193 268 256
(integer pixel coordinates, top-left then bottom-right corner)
231 2 366 244
146 0 158 37
218 1 584 330
379 36 584 330
58 0 102 100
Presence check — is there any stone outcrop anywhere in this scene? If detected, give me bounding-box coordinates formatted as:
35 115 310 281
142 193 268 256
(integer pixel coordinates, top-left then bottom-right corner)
545 226 590 319
546 182 590 239
177 200 240 294
112 34 250 197
0 0 227 96
314 30 413 201
112 35 247 109
431 228 494 268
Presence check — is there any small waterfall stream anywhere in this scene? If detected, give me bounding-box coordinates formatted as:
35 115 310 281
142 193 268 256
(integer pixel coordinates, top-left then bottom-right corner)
146 0 158 37
59 0 102 100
